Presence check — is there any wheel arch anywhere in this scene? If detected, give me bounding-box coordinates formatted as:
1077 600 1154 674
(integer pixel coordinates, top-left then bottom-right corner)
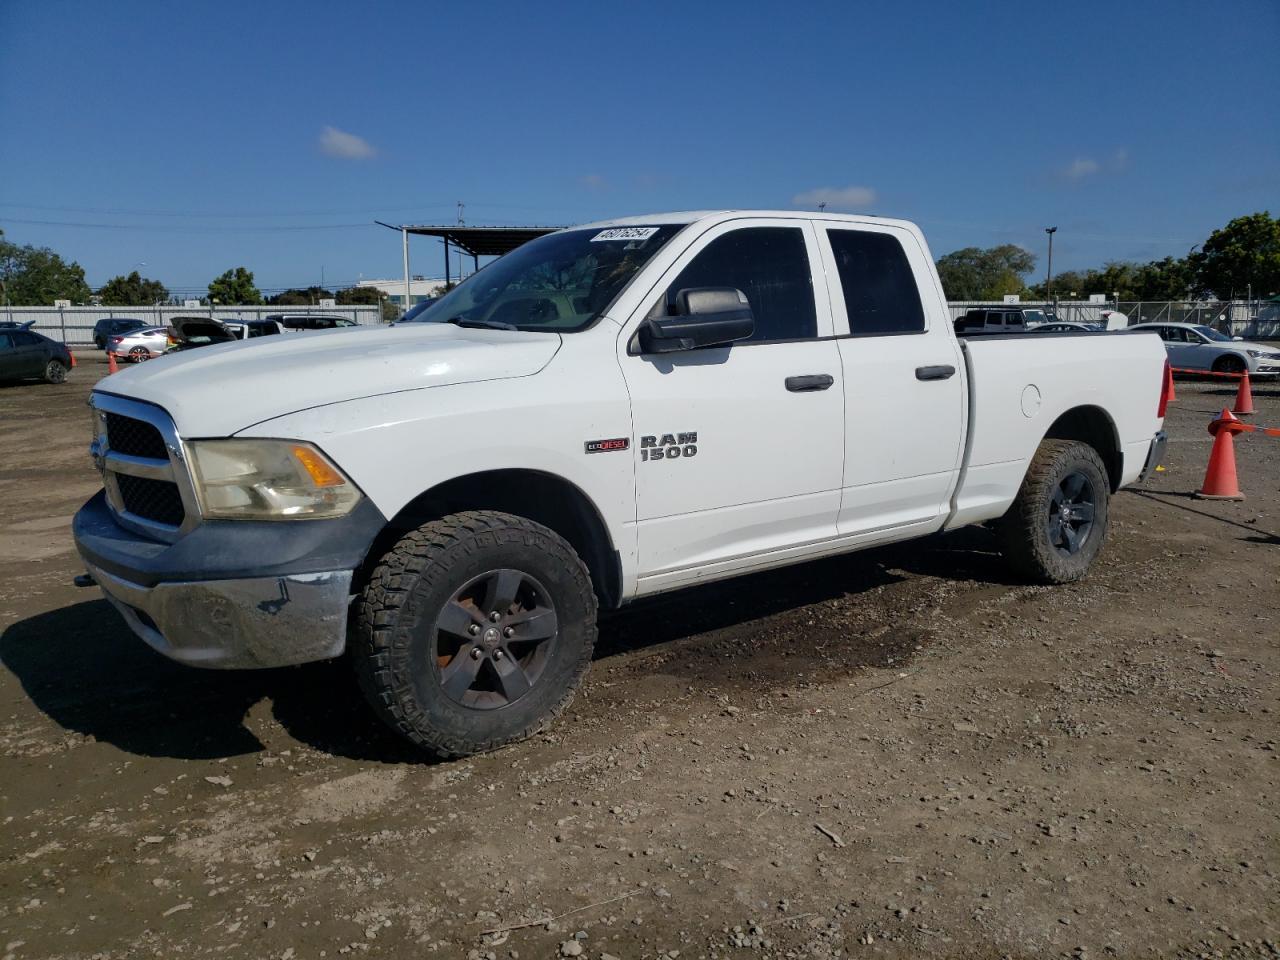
1042 405 1122 492
362 469 623 609
1212 350 1250 372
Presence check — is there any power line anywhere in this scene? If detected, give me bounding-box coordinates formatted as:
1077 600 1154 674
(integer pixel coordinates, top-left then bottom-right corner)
1 217 380 232
0 199 568 218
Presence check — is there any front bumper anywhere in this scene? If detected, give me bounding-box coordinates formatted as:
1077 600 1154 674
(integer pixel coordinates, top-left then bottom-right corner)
85 561 351 669
74 489 385 669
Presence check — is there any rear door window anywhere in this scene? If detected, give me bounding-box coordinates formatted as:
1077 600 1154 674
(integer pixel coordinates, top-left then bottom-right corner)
826 229 925 336
665 226 817 342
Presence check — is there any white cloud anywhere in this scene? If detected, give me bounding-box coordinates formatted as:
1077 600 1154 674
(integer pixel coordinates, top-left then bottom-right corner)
318 125 377 160
1063 157 1101 180
791 185 877 210
579 173 607 191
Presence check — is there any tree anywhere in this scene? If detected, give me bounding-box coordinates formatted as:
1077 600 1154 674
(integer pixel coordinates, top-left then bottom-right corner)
1191 211 1280 299
98 270 169 306
335 285 397 321
935 245 1036 300
208 266 262 305
266 286 333 306
0 229 92 304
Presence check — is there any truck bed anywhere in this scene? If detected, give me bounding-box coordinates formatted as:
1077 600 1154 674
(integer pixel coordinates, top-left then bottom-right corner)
946 331 1166 530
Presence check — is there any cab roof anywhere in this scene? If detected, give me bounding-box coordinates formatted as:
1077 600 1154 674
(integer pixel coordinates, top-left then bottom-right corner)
573 209 920 232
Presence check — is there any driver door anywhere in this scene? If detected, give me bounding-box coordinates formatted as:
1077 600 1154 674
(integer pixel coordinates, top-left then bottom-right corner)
619 219 845 592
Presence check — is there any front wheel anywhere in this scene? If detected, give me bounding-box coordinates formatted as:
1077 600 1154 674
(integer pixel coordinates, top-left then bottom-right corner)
997 439 1110 584
1212 354 1246 376
353 511 597 758
44 359 68 384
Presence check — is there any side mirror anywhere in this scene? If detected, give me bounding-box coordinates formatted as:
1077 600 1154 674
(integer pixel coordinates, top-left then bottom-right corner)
638 287 755 354
1232 335 1243 341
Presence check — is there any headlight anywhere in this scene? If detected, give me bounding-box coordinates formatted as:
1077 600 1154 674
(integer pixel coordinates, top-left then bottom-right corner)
187 439 362 520
1246 350 1263 359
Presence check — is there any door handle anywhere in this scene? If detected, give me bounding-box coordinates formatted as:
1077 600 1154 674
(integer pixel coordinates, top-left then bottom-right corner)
915 365 956 381
785 374 835 392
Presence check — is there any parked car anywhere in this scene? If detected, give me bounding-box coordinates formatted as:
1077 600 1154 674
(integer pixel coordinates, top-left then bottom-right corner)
164 316 241 351
166 317 287 350
1033 321 1105 333
0 328 73 383
953 306 1046 334
93 317 149 350
392 299 439 324
75 209 1170 758
241 319 286 338
265 313 358 332
1126 322 1280 377
108 326 170 362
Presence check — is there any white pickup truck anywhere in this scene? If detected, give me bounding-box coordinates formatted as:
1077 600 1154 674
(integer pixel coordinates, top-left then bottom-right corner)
74 210 1170 757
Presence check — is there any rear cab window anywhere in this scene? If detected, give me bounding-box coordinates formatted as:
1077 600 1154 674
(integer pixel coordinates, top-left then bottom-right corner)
819 225 938 338
824 228 925 336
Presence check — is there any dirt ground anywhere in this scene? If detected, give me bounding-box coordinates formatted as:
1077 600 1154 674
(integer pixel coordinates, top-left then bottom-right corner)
1 355 1277 960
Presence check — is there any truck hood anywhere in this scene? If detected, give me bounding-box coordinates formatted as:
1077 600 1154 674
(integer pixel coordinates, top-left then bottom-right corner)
98 323 562 436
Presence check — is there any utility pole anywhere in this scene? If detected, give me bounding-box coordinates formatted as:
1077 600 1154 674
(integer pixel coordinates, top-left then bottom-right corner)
1044 227 1058 305
401 228 411 314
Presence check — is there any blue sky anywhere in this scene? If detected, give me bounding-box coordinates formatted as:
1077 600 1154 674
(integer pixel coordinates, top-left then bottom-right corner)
1 0 1276 293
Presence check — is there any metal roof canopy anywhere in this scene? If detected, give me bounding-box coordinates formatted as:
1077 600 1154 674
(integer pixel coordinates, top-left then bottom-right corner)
376 222 563 306
375 221 559 257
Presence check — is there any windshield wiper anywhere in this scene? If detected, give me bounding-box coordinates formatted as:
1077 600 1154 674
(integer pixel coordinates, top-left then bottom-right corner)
441 315 518 331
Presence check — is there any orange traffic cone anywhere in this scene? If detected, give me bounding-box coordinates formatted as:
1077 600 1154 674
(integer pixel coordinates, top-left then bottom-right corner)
107 352 119 374
1232 370 1255 416
1195 408 1246 500
1164 363 1176 404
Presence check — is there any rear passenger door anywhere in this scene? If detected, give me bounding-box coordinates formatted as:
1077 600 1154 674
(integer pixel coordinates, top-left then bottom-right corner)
816 223 966 537
9 332 47 377
0 333 16 378
621 219 845 585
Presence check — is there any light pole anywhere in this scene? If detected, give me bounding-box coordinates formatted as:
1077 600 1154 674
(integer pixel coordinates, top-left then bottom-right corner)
1044 227 1057 305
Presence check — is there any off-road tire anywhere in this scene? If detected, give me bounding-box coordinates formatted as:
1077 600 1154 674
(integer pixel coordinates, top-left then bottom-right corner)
998 439 1110 584
352 511 596 758
44 359 68 384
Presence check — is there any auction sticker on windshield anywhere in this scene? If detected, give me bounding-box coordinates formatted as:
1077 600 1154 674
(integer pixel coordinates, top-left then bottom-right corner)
591 227 660 242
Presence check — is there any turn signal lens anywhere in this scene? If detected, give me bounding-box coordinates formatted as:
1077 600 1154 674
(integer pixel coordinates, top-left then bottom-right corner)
291 444 345 487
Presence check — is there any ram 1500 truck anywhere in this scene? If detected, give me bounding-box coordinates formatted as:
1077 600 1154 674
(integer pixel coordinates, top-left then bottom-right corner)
74 211 1171 757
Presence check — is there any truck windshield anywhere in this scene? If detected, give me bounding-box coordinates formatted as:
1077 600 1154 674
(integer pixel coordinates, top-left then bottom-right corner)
412 225 684 332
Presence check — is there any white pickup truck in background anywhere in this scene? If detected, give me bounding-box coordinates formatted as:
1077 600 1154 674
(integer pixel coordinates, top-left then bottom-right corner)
74 210 1170 757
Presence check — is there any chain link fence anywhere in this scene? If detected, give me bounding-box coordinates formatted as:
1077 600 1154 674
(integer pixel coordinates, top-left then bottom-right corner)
948 300 1279 338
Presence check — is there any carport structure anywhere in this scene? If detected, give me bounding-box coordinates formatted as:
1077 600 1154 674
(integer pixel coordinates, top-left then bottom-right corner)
376 222 560 311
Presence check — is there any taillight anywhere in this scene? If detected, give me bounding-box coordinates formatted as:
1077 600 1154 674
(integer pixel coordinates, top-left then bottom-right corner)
108 336 123 345
1157 359 1171 418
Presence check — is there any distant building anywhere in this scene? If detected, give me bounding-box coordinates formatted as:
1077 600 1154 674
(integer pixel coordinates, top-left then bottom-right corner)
357 277 448 306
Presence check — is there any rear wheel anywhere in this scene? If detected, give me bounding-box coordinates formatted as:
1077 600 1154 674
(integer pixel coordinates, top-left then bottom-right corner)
998 439 1110 584
129 346 151 362
353 511 596 757
1212 354 1246 376
44 359 68 384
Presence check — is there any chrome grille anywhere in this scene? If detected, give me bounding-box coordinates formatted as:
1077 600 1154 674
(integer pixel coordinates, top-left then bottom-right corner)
91 394 199 542
115 474 186 526
104 412 168 459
